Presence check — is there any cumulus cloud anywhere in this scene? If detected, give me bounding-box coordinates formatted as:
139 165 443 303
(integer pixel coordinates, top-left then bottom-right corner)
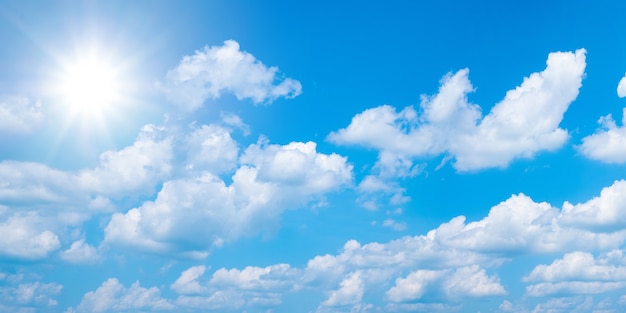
0 212 60 260
163 40 302 111
104 139 352 257
321 271 364 307
523 250 626 297
71 278 173 313
428 181 626 254
171 265 207 295
77 124 173 195
170 264 296 311
0 274 62 311
578 108 626 163
386 265 505 302
184 124 239 174
60 239 100 264
329 49 586 172
0 96 45 134
0 123 172 206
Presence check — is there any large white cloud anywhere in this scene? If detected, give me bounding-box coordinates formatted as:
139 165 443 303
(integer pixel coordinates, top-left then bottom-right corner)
0 96 45 135
163 40 302 111
104 139 353 257
329 49 586 172
578 108 626 163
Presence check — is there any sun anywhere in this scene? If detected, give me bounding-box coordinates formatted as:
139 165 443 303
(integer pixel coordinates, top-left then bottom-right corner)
58 54 122 120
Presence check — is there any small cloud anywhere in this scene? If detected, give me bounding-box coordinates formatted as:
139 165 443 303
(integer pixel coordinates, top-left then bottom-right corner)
382 219 407 231
618 73 626 98
162 40 302 111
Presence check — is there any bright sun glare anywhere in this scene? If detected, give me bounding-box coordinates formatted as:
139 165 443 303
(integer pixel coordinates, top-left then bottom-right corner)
56 50 125 122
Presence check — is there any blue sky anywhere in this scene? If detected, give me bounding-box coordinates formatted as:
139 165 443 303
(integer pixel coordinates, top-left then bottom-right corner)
2 1 626 312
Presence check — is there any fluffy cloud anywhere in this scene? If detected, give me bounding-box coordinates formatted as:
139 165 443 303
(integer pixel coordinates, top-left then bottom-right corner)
523 250 626 297
578 108 626 163
0 96 44 134
60 239 100 264
77 124 173 196
429 181 626 254
71 278 173 313
163 40 302 111
0 124 172 206
170 264 296 311
329 49 586 172
170 265 207 295
386 265 505 302
0 212 60 260
104 139 352 257
0 273 62 312
184 124 239 174
321 271 365 307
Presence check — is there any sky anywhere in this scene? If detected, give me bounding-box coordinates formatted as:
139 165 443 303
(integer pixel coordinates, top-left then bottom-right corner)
1 1 626 312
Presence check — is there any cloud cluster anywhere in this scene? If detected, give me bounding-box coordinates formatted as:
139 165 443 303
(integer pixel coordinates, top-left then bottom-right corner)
329 49 586 173
104 138 352 258
66 178 626 312
163 40 302 111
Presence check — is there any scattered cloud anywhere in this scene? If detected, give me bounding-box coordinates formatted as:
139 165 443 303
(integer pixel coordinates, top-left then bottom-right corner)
0 273 62 312
329 49 586 172
60 239 100 264
0 96 45 135
578 108 626 163
162 40 302 111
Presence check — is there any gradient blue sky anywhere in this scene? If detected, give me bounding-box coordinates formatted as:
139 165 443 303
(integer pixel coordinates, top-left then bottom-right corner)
2 1 626 312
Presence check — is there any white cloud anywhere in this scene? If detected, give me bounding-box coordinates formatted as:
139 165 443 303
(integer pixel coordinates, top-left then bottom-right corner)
72 278 173 313
382 218 407 231
0 212 60 260
524 250 626 297
578 108 626 163
220 112 250 135
209 264 297 291
0 274 62 312
171 265 207 295
386 265 505 302
0 96 44 134
428 181 626 254
618 73 626 98
163 40 302 111
321 271 364 307
77 124 173 196
60 239 100 264
329 49 586 172
170 264 295 311
104 139 352 257
184 124 239 174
